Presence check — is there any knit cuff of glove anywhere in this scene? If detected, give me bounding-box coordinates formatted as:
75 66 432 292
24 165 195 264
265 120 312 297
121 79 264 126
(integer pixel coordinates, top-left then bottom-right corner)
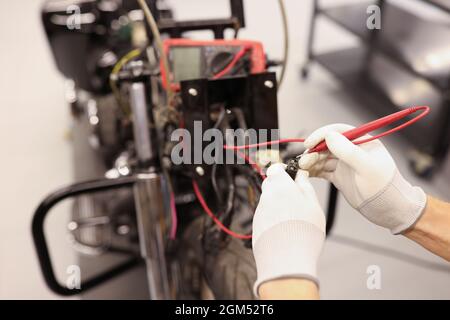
253 220 324 297
358 170 427 235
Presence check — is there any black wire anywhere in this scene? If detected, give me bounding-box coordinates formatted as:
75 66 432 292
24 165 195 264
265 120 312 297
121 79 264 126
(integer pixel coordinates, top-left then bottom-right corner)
208 106 261 240
218 109 236 227
222 166 235 222
211 163 223 205
234 28 239 39
232 164 262 194
329 234 450 273
209 106 237 234
213 107 227 130
230 108 247 130
211 107 227 207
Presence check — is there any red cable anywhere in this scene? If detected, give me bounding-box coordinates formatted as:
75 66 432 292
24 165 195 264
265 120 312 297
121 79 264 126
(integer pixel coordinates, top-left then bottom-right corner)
194 106 430 240
224 106 430 153
310 106 430 153
192 180 252 240
212 46 251 80
223 138 305 151
235 149 266 178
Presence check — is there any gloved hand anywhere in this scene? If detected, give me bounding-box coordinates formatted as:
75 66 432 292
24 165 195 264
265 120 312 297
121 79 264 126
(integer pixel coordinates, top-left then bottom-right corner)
299 124 427 235
252 163 325 296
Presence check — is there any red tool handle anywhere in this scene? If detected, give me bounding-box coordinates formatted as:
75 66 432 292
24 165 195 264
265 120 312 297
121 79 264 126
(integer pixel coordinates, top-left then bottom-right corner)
309 106 430 153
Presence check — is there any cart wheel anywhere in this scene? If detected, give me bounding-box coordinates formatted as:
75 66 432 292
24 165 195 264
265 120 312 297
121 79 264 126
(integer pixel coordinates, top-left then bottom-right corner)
408 150 436 179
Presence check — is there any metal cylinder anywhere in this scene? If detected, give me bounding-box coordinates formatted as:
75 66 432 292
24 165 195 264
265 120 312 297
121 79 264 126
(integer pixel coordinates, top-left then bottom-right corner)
129 82 154 164
133 172 171 299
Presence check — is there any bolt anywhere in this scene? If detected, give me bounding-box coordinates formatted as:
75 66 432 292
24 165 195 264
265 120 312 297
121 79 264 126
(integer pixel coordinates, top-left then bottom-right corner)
67 221 78 231
89 115 99 126
195 166 205 176
264 80 274 89
188 88 198 96
117 225 130 235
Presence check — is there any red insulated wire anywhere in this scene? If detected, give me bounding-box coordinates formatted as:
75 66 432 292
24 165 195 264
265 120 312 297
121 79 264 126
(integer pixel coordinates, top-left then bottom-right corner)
223 106 430 154
223 138 306 151
194 106 430 240
235 149 266 178
310 106 430 153
212 46 251 80
192 180 252 240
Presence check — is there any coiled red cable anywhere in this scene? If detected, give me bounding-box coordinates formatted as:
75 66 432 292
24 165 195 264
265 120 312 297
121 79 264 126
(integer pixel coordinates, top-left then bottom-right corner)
193 106 430 240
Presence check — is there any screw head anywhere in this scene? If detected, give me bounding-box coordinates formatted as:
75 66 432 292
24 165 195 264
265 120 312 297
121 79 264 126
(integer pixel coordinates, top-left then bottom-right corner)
195 166 205 176
117 225 130 235
188 88 198 96
264 80 274 89
67 221 78 231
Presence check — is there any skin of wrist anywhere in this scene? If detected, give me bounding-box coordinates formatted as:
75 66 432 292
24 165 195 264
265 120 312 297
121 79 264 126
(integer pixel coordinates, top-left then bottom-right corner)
403 195 450 261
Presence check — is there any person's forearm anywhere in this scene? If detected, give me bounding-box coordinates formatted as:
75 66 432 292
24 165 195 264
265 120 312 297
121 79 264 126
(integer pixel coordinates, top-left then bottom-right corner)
258 278 319 300
403 195 450 261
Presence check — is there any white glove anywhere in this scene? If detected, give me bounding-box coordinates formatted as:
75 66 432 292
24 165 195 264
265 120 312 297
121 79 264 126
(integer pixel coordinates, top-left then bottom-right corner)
252 163 325 296
299 124 427 235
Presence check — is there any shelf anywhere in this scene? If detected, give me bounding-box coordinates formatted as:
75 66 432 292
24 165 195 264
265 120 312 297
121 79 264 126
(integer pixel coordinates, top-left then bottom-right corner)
314 46 447 153
320 1 450 90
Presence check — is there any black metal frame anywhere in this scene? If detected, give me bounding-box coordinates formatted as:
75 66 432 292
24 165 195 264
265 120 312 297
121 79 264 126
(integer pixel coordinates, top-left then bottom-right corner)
179 72 279 179
32 176 142 296
158 0 245 39
179 72 338 235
